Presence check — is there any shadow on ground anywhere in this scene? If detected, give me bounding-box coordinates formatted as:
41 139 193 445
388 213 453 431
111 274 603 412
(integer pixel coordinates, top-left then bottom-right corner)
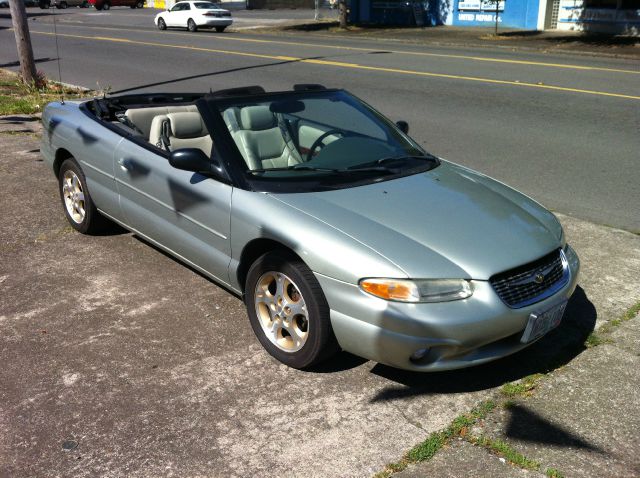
368 286 596 399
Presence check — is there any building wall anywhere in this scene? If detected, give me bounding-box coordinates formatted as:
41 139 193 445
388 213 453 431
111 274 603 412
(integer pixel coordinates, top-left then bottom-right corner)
557 0 640 34
451 0 542 29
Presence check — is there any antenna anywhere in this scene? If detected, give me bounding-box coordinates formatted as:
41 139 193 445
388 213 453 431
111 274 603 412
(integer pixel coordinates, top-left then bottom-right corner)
51 3 64 104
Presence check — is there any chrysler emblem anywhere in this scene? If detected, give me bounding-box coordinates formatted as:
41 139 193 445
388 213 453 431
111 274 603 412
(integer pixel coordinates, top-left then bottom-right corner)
534 273 545 284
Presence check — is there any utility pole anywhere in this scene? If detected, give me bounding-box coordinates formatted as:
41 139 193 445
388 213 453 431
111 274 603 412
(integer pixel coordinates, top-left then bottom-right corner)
9 0 38 85
338 0 347 28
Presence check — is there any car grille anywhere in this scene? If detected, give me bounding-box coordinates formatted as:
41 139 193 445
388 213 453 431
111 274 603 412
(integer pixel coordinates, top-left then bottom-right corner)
490 249 568 308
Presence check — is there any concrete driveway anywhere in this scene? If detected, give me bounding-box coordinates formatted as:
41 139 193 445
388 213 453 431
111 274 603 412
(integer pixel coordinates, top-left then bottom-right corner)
1 116 639 477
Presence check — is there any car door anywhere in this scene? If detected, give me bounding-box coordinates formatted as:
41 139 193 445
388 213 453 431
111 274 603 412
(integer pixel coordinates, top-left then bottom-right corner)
179 2 192 27
113 136 232 286
165 3 184 27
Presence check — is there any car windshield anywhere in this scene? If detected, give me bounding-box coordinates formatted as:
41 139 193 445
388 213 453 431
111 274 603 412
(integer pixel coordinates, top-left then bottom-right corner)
194 1 220 8
218 90 436 183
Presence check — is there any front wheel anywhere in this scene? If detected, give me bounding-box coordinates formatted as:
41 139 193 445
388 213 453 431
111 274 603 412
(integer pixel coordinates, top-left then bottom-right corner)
102 1 109 9
245 251 339 369
215 25 226 32
157 17 166 30
187 18 197 32
58 158 110 234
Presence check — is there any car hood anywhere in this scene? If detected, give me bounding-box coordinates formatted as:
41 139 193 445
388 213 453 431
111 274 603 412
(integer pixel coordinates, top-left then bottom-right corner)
269 161 562 280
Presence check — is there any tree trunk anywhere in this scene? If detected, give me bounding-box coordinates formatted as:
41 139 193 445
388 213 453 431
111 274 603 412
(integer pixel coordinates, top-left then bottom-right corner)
9 0 38 85
339 0 347 28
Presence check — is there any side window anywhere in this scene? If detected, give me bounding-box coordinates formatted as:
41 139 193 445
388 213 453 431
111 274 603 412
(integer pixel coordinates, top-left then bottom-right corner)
183 3 191 9
170 3 182 10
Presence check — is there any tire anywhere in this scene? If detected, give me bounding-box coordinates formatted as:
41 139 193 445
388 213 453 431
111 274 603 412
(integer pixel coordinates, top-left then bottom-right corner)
136 0 143 7
187 18 197 32
245 251 339 369
58 158 110 235
215 26 226 33
102 1 109 9
39 0 50 8
157 17 166 30
59 1 67 7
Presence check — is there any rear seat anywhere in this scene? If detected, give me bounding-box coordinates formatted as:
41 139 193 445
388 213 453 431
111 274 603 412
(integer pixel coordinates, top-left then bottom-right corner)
124 105 198 140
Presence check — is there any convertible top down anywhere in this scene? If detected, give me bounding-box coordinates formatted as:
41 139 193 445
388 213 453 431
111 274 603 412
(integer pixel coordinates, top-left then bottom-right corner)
41 85 580 371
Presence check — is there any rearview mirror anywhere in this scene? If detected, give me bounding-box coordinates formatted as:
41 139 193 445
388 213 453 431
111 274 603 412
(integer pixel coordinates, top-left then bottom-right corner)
396 120 409 134
169 148 227 181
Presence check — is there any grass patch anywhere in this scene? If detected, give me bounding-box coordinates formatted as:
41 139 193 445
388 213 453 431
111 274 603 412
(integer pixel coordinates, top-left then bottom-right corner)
585 300 640 347
471 435 540 470
500 373 544 398
374 400 496 477
546 468 565 478
0 69 89 116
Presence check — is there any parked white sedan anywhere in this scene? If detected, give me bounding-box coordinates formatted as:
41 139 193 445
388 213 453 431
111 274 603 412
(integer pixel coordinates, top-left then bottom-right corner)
155 1 233 32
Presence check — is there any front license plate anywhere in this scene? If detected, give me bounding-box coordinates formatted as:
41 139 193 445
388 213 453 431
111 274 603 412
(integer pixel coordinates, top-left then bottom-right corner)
520 301 567 343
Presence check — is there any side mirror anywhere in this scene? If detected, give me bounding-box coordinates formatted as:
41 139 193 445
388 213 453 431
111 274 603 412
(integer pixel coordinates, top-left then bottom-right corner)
396 120 409 134
169 148 227 181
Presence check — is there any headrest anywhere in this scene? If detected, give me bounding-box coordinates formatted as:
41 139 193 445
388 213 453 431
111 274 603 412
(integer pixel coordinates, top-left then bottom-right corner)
239 106 276 131
166 112 208 139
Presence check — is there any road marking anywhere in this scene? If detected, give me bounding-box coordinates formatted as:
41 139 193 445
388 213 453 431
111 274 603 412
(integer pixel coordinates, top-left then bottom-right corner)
44 22 640 75
29 30 640 101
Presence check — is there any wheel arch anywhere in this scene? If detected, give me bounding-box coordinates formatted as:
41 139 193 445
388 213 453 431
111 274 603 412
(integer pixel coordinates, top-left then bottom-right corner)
236 238 303 294
53 148 74 177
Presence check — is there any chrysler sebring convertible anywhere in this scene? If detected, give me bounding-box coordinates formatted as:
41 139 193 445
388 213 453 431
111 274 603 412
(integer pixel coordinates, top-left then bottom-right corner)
41 85 580 371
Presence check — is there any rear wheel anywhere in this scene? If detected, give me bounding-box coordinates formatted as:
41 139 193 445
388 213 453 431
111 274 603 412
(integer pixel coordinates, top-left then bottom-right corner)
136 0 143 6
157 17 166 30
215 25 226 32
244 251 339 369
102 1 110 9
187 18 197 32
58 158 111 235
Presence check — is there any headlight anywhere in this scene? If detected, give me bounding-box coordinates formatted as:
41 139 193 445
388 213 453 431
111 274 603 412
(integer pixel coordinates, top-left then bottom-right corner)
359 278 473 303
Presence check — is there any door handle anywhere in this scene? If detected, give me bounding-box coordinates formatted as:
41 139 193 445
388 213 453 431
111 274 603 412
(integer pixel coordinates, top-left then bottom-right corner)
118 158 131 171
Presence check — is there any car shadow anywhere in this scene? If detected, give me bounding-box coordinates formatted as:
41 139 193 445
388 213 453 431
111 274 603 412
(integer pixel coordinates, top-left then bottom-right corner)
367 286 595 400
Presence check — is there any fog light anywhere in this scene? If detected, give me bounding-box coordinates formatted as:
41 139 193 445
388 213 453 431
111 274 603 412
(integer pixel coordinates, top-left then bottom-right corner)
410 348 430 362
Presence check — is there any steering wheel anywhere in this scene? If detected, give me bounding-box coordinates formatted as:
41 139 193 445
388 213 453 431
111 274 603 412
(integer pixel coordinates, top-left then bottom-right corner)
306 129 348 162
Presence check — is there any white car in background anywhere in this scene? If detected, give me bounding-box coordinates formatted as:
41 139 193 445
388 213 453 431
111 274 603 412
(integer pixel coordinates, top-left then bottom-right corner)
155 1 232 32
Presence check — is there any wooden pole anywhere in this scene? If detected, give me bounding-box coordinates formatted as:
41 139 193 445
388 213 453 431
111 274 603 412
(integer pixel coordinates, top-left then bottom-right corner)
9 0 38 85
339 0 347 28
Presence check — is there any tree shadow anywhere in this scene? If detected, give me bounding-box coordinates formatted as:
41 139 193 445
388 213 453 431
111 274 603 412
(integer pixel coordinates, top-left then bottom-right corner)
504 403 606 453
368 286 596 400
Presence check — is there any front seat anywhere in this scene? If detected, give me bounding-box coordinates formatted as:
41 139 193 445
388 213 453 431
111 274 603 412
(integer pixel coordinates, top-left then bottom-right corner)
149 112 213 156
236 106 301 170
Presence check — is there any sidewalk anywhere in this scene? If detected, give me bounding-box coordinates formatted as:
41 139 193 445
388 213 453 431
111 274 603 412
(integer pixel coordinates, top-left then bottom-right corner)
253 22 640 59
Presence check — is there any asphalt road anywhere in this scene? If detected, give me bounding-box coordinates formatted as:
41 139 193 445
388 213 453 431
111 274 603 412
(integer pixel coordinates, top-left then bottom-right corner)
1 8 639 231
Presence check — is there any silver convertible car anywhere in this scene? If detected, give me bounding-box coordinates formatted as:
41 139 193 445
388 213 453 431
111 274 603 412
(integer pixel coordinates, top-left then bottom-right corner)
41 85 580 371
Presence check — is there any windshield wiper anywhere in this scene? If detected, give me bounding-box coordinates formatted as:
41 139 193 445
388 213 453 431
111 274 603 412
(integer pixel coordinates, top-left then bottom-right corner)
350 154 438 170
248 165 341 174
249 164 398 175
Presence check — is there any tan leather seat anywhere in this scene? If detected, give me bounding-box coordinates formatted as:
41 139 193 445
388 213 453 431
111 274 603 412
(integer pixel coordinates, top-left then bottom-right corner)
149 112 213 156
234 106 300 170
124 104 198 139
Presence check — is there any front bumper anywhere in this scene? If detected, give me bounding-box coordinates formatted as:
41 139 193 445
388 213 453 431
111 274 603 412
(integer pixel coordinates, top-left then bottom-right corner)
316 245 580 371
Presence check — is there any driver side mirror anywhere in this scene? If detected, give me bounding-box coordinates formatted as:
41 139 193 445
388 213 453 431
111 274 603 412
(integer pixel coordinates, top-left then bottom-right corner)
396 120 409 134
169 148 228 182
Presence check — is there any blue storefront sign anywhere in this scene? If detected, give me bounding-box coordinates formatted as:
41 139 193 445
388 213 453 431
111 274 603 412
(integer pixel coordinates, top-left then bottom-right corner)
451 0 541 29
